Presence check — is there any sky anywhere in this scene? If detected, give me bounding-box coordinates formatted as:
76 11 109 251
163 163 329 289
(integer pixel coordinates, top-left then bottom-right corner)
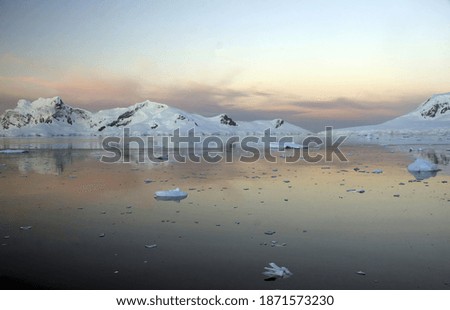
0 0 449 131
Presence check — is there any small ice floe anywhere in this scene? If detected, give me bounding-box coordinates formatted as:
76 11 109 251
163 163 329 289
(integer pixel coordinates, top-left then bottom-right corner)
264 230 276 235
271 241 287 247
154 188 188 201
0 149 28 154
19 226 32 230
372 169 383 174
346 189 365 193
144 244 157 249
407 158 440 180
262 262 293 280
284 142 305 149
356 271 366 276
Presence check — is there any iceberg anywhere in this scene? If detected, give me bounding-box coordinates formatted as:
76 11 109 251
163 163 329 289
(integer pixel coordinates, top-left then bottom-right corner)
407 158 439 180
262 262 293 279
154 188 188 201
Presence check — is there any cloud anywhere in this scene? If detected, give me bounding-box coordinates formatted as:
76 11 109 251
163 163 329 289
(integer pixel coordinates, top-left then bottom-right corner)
0 63 433 132
139 83 431 131
0 74 146 109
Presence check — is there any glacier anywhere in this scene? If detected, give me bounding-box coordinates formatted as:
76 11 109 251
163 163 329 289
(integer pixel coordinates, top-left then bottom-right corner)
328 92 450 145
0 97 311 137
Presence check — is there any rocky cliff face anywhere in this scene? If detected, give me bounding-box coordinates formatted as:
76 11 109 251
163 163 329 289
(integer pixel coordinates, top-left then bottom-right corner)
418 93 450 119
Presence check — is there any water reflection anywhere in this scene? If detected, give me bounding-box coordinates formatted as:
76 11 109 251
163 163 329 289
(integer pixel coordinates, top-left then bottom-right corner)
4 149 79 175
408 170 439 180
1 145 450 289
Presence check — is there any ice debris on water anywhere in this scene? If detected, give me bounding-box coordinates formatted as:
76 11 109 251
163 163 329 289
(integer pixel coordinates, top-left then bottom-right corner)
20 226 32 230
262 262 293 279
346 189 365 193
271 241 287 247
155 155 169 161
145 244 157 249
154 188 188 201
264 230 276 235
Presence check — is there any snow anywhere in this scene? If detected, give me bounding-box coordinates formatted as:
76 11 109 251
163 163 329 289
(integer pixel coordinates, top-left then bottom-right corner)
327 92 450 145
0 97 311 137
407 158 439 172
154 188 188 200
3 93 449 144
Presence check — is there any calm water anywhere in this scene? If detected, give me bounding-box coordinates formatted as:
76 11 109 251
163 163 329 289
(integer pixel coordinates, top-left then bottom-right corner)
0 144 449 289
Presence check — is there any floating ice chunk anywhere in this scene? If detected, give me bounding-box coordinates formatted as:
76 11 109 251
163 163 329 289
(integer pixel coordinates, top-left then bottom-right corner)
154 188 188 201
271 241 287 247
0 149 28 154
407 158 439 172
284 142 304 149
20 226 32 230
144 244 157 249
270 142 305 149
346 189 365 193
262 262 293 279
264 230 276 235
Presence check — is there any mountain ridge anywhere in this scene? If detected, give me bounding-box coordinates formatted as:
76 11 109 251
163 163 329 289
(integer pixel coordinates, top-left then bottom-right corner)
0 97 311 137
329 92 450 144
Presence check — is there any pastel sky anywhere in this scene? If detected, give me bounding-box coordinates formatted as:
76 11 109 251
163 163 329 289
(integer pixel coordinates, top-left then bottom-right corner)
0 0 449 131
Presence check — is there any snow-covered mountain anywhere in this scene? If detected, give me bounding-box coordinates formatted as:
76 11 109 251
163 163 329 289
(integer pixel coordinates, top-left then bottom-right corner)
0 97 311 136
331 93 450 144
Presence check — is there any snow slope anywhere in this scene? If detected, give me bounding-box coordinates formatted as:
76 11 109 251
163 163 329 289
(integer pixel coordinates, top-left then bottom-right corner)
331 93 450 144
0 97 311 137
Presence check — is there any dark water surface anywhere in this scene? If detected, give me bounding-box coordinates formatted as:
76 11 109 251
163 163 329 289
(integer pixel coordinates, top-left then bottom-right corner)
0 145 449 289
